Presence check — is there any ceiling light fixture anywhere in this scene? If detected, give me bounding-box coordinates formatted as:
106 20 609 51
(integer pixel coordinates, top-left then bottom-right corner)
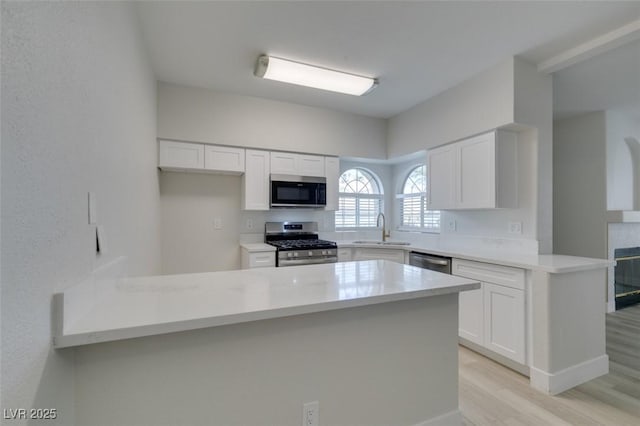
254 55 378 96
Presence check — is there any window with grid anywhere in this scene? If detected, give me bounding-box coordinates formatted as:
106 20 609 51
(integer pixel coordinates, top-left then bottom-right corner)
398 165 440 231
335 168 383 228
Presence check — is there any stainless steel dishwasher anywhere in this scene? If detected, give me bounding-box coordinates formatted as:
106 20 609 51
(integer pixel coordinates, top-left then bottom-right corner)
408 251 452 274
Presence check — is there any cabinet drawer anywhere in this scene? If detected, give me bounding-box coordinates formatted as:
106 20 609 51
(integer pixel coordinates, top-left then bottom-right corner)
452 259 524 290
249 253 275 268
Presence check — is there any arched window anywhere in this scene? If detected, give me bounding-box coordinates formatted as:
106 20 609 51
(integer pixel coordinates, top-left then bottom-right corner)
399 165 440 231
335 168 383 228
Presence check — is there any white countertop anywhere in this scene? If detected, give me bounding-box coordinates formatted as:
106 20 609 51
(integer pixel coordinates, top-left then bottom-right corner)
240 243 276 252
337 241 612 273
54 260 479 348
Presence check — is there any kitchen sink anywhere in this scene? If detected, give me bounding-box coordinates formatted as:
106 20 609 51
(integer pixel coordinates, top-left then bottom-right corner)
352 240 411 246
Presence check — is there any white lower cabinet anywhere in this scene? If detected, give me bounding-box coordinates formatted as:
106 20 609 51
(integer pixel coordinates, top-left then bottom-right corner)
453 258 526 364
241 249 275 269
337 248 353 262
353 248 404 263
458 285 484 345
483 282 525 363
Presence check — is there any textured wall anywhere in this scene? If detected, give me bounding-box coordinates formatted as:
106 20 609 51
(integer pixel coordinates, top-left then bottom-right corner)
157 82 388 159
553 112 608 259
74 295 460 426
1 2 160 423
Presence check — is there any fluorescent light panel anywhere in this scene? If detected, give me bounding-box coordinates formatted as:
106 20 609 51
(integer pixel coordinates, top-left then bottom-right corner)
254 55 377 96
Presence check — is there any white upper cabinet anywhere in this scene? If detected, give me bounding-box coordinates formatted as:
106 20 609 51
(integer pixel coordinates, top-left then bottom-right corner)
159 140 245 174
159 140 204 170
428 144 457 209
270 152 325 177
298 154 325 177
427 130 518 210
242 149 270 210
324 157 340 211
204 145 245 174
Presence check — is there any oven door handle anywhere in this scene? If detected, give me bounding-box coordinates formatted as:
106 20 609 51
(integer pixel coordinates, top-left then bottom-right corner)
279 257 338 267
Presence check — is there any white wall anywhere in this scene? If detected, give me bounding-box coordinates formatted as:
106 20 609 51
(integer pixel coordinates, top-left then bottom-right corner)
386 58 548 253
606 110 640 210
1 2 160 423
553 112 608 259
514 58 554 253
386 57 515 157
73 295 460 426
157 82 388 159
160 173 243 274
160 158 393 274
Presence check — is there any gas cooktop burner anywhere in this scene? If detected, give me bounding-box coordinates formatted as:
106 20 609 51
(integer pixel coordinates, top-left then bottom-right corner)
267 239 337 251
264 222 338 267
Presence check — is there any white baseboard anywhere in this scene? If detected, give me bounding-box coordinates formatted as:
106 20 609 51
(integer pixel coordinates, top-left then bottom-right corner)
530 354 609 395
413 409 462 426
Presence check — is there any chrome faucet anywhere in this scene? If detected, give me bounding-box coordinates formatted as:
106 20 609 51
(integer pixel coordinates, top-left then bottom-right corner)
377 212 390 242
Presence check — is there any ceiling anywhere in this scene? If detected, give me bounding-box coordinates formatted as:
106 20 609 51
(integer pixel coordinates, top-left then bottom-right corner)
553 39 640 120
135 1 640 119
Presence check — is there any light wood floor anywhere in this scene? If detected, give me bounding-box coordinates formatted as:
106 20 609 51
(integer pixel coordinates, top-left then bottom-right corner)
460 304 640 425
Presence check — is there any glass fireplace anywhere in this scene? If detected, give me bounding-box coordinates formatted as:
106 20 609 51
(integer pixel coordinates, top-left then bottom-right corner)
615 247 640 310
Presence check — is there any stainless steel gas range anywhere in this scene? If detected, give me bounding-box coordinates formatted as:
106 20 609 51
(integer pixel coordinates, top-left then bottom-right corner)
265 222 338 267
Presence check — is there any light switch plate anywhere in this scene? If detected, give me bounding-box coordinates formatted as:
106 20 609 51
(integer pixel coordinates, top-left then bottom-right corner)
88 192 97 224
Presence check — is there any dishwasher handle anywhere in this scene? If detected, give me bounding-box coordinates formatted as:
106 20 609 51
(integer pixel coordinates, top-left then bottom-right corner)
415 256 449 266
409 252 452 274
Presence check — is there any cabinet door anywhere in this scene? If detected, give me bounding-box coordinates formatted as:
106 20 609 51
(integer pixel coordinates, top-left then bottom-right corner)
324 157 340 211
457 133 496 209
204 145 245 174
353 248 404 263
337 248 352 262
159 140 204 170
483 282 525 363
243 150 270 210
298 154 325 177
459 285 484 346
427 145 456 209
270 152 299 175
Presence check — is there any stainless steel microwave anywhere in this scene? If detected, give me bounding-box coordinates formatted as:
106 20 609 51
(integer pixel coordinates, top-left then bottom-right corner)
270 174 327 208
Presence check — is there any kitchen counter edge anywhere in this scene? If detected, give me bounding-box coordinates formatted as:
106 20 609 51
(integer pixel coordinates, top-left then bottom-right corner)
336 241 612 273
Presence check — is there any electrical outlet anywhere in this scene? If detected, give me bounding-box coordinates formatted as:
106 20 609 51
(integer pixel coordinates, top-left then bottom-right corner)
213 218 222 230
509 221 522 234
447 220 457 232
303 401 319 426
246 219 254 230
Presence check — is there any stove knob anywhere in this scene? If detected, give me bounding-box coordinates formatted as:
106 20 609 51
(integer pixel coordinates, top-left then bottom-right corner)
308 251 313 256
322 250 327 255
294 252 298 257
287 252 293 258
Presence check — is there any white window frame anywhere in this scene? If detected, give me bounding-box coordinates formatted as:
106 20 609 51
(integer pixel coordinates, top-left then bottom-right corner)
397 165 440 233
335 168 384 230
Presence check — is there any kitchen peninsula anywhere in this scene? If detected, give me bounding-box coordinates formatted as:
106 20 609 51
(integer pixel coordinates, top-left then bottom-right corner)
55 260 479 426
